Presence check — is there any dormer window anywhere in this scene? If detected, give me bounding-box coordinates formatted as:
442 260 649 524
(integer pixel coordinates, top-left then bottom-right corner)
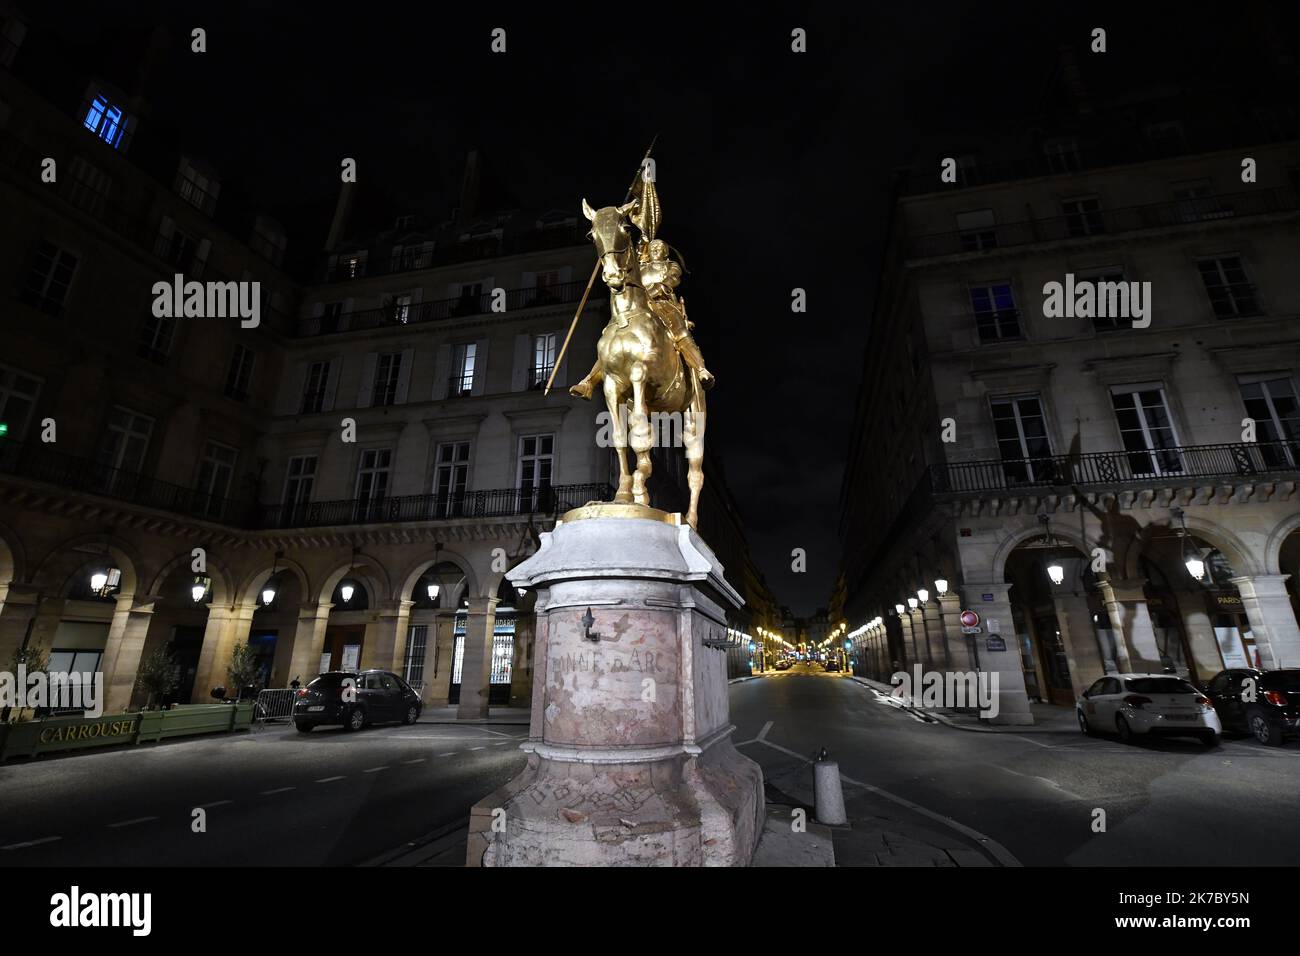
83 92 128 149
394 214 415 230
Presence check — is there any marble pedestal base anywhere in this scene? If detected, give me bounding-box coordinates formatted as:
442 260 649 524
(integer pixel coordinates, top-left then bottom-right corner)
466 506 763 867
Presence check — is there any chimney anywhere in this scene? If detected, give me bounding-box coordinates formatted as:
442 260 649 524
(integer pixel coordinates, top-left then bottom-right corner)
1057 43 1093 116
457 149 481 226
325 182 357 252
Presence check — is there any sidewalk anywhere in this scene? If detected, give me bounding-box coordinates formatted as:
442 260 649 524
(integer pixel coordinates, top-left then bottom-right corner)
850 675 1078 733
417 706 530 725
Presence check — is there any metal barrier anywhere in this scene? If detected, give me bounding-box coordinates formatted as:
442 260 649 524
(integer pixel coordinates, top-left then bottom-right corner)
253 688 298 726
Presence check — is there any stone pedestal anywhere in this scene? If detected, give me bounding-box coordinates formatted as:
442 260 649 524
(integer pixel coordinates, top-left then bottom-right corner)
466 504 764 867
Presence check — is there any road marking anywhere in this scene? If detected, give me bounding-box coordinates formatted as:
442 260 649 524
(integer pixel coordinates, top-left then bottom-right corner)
363 766 388 773
469 746 485 751
402 758 426 764
260 787 296 795
107 816 157 829
315 776 345 783
384 734 523 741
437 752 455 757
740 736 1022 867
992 763 1085 800
493 741 511 745
2 836 61 850
197 800 233 809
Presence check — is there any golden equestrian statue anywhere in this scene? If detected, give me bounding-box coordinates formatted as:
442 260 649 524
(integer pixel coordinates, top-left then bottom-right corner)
557 168 714 529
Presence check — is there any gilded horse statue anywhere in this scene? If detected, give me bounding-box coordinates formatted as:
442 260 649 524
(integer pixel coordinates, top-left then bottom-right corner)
569 197 708 529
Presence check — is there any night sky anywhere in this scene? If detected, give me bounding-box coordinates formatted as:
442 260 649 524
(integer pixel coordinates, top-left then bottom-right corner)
21 2 1296 614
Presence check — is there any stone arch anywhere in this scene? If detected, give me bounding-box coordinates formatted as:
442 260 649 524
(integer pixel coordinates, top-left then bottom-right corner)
148 550 235 607
1263 512 1300 575
990 521 1092 584
1121 512 1260 580
237 556 311 609
33 532 144 598
317 551 390 607
0 519 25 586
395 547 478 605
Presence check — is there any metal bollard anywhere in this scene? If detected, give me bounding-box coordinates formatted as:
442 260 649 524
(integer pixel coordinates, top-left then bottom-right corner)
813 747 847 825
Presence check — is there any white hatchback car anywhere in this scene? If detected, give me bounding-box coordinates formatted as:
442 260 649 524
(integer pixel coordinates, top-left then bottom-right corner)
1077 673 1221 746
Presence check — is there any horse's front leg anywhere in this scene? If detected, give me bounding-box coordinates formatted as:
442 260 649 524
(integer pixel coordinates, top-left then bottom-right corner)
628 363 653 506
603 377 633 503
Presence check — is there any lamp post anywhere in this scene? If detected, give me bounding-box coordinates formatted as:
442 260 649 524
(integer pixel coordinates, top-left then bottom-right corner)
1171 507 1205 582
933 578 952 668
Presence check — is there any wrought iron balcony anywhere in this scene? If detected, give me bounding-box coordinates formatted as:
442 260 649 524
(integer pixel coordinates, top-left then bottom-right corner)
321 223 590 282
908 187 1298 259
257 484 613 529
0 439 250 523
0 439 612 529
298 279 593 337
930 441 1300 495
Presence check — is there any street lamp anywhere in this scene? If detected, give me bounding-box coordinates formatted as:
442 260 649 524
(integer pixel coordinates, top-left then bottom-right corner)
917 588 929 604
1172 507 1206 581
262 550 284 606
907 597 918 610
90 571 108 593
1040 514 1065 585
895 603 905 615
191 577 209 603
935 578 948 597
427 581 441 601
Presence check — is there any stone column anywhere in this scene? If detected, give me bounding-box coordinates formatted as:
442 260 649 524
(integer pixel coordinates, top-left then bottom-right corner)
898 612 919 669
936 592 971 671
421 610 455 706
921 602 946 670
366 599 414 672
1231 574 1300 669
1094 575 1137 673
1051 591 1106 700
1105 577 1161 672
286 602 334 685
102 596 158 714
1173 589 1223 677
510 608 536 707
190 602 258 703
457 595 499 719
956 583 1032 724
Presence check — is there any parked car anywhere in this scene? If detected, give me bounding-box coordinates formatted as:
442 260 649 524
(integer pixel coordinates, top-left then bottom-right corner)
1204 667 1300 745
773 658 792 671
293 670 422 733
823 657 842 672
1077 673 1220 745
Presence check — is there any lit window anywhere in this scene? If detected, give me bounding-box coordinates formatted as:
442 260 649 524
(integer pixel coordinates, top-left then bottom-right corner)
83 94 125 148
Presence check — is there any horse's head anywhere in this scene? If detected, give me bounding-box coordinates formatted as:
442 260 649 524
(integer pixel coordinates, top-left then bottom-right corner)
582 197 639 291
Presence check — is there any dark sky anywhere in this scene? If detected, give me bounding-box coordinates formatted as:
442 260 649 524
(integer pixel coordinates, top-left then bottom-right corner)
23 2 1297 614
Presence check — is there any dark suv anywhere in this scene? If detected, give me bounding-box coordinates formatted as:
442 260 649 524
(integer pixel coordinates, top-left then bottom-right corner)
293 670 422 733
1204 668 1300 745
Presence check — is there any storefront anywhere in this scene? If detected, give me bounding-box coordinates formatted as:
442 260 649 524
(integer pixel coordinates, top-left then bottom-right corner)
449 609 515 705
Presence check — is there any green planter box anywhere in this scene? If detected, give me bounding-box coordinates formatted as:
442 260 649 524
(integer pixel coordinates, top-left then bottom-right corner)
0 703 253 761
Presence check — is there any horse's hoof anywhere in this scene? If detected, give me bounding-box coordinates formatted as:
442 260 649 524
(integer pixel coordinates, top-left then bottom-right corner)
569 382 593 400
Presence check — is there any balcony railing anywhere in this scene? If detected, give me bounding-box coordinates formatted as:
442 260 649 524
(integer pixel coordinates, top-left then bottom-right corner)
322 224 590 282
258 483 612 529
298 279 592 337
909 187 1298 259
931 441 1300 495
0 439 250 523
0 440 612 529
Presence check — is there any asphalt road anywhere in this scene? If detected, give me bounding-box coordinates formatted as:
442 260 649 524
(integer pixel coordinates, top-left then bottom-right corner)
733 664 1300 865
7 667 1300 866
0 720 528 866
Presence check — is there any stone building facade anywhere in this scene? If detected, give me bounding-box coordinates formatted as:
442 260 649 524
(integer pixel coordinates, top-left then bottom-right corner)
838 60 1300 723
0 20 778 721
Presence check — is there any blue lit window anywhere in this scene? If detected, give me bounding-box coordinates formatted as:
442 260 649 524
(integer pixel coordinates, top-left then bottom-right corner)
83 94 125 148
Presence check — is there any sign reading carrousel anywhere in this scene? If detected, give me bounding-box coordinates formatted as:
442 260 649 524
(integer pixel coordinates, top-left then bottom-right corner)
959 609 981 634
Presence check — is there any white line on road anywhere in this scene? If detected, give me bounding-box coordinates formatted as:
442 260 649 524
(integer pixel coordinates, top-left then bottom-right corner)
260 787 295 795
992 763 1085 800
402 758 426 764
437 752 455 757
742 735 1023 867
107 816 157 828
315 776 345 783
2 836 61 850
469 746 485 751
363 766 388 773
